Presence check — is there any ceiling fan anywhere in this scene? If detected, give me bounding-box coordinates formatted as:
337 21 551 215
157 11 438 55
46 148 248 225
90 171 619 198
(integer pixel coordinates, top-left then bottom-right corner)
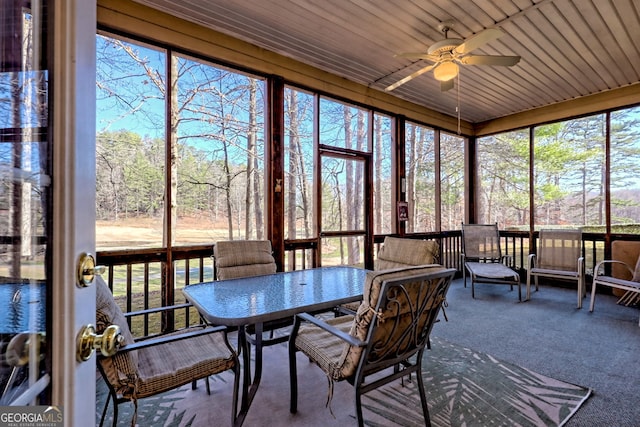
385 21 521 92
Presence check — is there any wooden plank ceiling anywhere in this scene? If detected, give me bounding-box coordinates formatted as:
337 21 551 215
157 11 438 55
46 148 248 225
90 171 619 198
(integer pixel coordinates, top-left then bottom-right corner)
132 0 640 124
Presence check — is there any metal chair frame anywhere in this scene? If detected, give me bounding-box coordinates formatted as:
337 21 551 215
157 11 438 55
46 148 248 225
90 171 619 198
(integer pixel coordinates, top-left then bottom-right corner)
526 228 585 308
461 223 521 301
288 267 456 427
96 278 240 427
590 260 640 326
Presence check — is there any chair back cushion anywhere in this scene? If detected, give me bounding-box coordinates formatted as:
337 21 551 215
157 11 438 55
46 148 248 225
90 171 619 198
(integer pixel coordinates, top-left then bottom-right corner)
375 237 439 270
214 240 277 280
537 229 582 271
336 265 452 379
95 276 139 398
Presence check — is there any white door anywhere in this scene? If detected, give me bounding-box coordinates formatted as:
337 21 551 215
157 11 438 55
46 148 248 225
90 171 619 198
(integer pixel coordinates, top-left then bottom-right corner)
0 0 95 424
51 0 98 424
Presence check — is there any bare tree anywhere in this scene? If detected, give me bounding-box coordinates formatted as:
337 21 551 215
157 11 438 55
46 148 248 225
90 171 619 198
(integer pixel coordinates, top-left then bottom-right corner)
374 115 383 233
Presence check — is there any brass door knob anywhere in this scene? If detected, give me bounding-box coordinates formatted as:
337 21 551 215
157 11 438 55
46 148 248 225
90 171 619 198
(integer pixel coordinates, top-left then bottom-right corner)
77 253 106 287
76 324 123 362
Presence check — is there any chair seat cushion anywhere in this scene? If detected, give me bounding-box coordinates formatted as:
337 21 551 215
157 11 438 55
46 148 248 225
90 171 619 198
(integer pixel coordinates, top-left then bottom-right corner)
297 266 448 382
136 328 236 398
340 301 361 313
466 262 519 280
294 316 354 380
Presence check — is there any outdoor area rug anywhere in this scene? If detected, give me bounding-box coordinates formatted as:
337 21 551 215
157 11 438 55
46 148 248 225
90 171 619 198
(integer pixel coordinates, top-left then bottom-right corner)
96 336 592 426
362 337 592 427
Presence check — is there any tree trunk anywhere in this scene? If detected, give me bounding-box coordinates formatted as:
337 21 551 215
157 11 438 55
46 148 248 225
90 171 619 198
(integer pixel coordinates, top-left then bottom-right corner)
164 56 178 247
287 91 298 269
374 115 382 233
343 106 355 264
246 80 258 239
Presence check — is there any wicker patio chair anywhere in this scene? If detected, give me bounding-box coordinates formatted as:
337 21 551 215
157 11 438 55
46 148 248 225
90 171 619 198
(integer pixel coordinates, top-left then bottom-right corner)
288 266 456 427
461 223 521 300
526 228 585 308
95 277 240 427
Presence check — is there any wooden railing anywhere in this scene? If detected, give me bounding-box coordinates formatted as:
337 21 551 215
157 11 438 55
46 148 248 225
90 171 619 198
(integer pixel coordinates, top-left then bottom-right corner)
97 245 214 336
96 230 621 336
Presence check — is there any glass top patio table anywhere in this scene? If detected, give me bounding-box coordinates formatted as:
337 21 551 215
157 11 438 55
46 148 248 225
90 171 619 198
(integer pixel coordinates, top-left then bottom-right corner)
181 265 367 426
181 266 367 326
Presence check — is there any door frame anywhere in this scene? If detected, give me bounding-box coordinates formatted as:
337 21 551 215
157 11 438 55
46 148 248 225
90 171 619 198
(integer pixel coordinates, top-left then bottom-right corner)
50 0 97 424
316 147 374 269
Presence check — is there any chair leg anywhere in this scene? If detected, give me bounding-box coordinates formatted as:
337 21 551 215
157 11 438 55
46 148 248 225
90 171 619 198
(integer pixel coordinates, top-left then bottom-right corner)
111 397 118 427
577 279 583 309
289 342 298 413
415 364 432 426
231 362 241 427
589 281 598 312
98 389 115 427
354 387 365 427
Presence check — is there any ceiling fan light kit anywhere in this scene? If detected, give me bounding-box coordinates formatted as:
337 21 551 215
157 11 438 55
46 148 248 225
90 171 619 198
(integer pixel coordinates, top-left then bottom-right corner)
433 61 458 81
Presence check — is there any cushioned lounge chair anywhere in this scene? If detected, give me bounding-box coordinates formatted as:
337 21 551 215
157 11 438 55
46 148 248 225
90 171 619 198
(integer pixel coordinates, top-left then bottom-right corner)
95 277 240 427
288 266 456 427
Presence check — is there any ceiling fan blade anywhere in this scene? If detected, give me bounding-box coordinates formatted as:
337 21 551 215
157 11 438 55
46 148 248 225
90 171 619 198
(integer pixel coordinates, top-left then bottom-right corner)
384 64 437 91
461 55 521 66
441 79 454 92
454 28 504 55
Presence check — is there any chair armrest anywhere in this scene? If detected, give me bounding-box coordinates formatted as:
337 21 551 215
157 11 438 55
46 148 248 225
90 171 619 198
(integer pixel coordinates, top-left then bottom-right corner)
124 302 193 318
527 253 536 269
334 305 357 316
294 312 366 347
118 324 230 353
593 260 634 280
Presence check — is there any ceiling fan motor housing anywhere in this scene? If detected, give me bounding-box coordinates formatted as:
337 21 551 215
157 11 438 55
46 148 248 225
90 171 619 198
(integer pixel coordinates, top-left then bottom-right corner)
428 38 463 55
